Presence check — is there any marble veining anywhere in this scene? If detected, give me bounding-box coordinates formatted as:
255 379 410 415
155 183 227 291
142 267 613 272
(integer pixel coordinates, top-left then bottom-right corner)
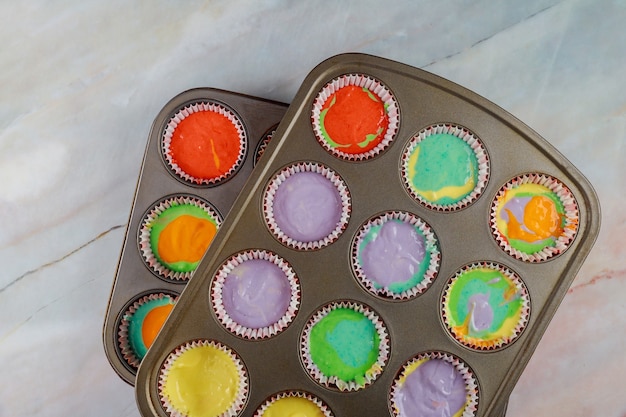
1 1 625 416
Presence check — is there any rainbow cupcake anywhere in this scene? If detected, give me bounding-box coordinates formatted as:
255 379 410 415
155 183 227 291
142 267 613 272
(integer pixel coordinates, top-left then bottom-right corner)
312 74 399 160
139 195 222 281
490 173 579 262
118 292 177 370
351 211 440 300
301 301 389 391
401 124 489 211
442 262 530 350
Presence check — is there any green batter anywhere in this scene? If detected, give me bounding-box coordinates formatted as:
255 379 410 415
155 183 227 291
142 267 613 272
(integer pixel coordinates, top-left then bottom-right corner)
309 307 380 385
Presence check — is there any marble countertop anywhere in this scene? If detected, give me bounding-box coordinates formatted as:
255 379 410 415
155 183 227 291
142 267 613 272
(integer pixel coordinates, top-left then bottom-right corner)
1 1 624 416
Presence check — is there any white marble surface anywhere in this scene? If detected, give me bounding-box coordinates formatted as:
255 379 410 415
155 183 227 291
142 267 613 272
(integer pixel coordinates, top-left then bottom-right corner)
1 1 624 416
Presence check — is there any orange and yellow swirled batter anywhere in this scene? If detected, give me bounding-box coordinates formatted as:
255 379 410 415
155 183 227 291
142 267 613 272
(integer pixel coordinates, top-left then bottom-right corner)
149 204 218 273
494 183 566 254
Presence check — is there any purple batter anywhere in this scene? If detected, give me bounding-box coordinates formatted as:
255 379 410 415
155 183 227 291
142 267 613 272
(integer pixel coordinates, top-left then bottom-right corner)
360 220 426 288
468 293 493 331
500 197 529 223
395 358 467 417
221 259 291 329
272 171 342 242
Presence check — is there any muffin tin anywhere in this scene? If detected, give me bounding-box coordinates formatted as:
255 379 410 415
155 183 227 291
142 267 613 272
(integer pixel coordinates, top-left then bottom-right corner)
134 53 600 416
102 88 287 384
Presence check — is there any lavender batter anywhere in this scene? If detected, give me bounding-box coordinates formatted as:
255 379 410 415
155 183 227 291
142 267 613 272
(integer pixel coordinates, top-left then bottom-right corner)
395 358 467 417
221 259 291 329
272 171 342 242
357 218 431 295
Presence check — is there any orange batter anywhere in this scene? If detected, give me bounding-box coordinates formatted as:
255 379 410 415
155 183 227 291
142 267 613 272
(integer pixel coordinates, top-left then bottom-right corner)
157 215 217 264
141 304 174 348
505 195 563 242
169 110 241 180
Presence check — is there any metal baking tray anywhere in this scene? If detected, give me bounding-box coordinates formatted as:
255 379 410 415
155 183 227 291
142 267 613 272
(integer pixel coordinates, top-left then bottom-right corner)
135 54 599 416
102 88 287 385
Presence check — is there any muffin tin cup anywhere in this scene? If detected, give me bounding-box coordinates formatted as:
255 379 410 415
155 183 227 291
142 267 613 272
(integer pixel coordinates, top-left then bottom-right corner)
263 161 352 250
135 54 600 417
138 194 223 282
389 351 479 417
350 210 441 300
401 123 490 211
158 339 249 417
300 300 390 392
118 291 178 369
210 249 301 340
253 391 334 417
102 88 287 385
311 73 400 161
162 101 248 186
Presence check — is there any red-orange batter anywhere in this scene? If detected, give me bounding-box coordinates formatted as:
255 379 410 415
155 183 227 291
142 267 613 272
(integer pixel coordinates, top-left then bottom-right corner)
169 110 241 181
320 86 388 154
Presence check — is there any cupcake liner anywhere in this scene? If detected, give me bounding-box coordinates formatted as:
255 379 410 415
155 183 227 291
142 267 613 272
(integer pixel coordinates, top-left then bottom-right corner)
490 173 579 262
161 101 247 186
351 211 440 300
263 162 351 250
441 262 530 351
401 123 490 211
211 249 300 339
138 195 222 282
253 391 334 417
311 73 399 161
117 291 178 370
158 339 248 417
390 351 479 417
301 300 389 391
254 125 277 166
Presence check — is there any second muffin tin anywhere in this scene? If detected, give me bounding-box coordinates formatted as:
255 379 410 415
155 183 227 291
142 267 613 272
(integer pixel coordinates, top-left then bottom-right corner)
102 88 287 385
134 54 599 417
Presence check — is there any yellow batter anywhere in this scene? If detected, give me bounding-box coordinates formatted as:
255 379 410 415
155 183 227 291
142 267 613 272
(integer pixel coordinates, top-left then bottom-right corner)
161 344 240 417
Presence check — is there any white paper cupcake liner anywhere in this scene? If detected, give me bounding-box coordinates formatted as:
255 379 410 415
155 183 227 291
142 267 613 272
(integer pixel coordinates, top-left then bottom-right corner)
311 73 399 161
161 101 247 186
253 391 334 417
211 249 300 339
401 123 490 211
138 195 222 282
117 291 177 370
301 300 389 391
351 211 440 300
390 351 479 417
490 173 579 262
263 162 351 251
158 339 248 417
254 125 277 166
441 261 530 351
